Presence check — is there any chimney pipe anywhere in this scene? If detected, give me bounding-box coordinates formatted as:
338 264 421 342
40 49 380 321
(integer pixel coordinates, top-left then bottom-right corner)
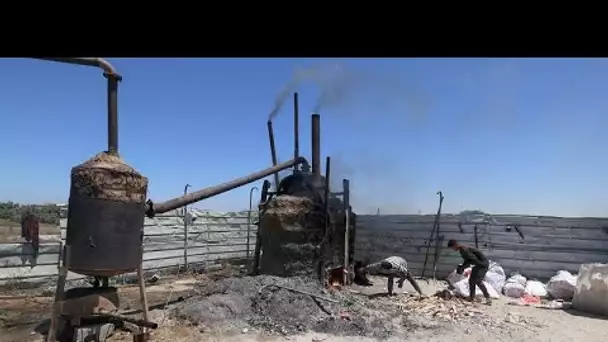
311 114 321 176
293 92 300 169
267 120 280 189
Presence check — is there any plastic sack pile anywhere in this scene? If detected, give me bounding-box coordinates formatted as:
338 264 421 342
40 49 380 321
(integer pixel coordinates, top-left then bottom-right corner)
447 261 578 301
446 262 503 299
501 270 577 300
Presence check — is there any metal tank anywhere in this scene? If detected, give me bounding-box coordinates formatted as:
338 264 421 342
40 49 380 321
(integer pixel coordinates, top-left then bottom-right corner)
66 152 149 276
38 58 310 278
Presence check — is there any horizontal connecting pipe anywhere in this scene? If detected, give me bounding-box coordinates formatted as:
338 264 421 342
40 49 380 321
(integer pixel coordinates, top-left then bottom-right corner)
147 157 309 217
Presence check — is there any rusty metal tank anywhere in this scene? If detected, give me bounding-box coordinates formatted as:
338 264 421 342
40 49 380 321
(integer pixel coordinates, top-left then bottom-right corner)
66 152 148 277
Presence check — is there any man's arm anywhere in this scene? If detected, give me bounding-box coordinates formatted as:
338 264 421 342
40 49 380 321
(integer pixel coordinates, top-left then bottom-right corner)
457 261 472 273
405 271 423 295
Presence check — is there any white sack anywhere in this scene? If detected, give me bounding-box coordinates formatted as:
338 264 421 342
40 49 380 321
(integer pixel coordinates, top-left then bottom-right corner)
448 265 500 299
525 280 548 297
484 261 506 293
503 273 527 298
447 267 471 286
503 282 526 298
506 273 527 286
546 270 577 300
453 278 501 299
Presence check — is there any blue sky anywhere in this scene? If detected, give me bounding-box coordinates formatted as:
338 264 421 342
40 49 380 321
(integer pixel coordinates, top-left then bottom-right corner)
1 58 607 217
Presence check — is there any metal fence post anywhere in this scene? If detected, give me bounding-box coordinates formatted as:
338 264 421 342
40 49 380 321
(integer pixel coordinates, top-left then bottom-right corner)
247 186 259 263
183 184 191 270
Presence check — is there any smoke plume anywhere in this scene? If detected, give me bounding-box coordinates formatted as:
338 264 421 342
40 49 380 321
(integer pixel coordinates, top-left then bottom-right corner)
267 62 433 214
267 63 359 121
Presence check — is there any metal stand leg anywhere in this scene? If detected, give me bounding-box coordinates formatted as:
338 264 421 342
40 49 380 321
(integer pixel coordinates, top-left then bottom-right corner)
137 262 149 334
47 265 67 341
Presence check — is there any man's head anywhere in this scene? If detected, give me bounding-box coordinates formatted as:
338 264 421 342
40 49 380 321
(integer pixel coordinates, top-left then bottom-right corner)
447 239 460 251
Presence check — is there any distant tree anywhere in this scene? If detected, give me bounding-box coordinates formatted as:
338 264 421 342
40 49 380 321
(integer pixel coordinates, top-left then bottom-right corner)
0 202 59 225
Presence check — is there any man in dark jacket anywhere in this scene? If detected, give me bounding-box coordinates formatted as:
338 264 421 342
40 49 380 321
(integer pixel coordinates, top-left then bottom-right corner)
447 239 492 305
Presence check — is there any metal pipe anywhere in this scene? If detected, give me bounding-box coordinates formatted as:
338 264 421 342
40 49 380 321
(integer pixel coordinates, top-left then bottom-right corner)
146 157 309 217
421 191 444 278
311 114 321 176
318 156 331 282
343 179 350 285
33 57 122 154
247 186 259 263
293 92 300 168
105 72 120 154
252 180 271 275
33 57 119 75
183 184 191 270
267 120 280 189
95 313 158 329
323 157 331 218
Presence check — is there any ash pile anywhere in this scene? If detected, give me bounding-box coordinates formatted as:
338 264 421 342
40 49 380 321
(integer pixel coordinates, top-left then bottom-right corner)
168 275 436 339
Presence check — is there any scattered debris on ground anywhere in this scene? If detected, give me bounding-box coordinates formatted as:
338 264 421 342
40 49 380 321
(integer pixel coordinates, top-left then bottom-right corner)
3 269 608 342
167 275 448 339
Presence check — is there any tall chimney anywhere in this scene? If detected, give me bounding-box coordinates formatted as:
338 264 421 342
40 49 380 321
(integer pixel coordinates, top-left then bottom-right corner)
311 114 321 176
267 120 280 189
293 92 300 168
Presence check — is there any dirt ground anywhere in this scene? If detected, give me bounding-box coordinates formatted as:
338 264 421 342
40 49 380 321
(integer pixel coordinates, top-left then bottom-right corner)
1 273 607 342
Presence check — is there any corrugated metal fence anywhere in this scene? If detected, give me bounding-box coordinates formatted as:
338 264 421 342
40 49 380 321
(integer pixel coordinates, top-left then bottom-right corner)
355 214 608 280
0 209 258 285
4 210 607 284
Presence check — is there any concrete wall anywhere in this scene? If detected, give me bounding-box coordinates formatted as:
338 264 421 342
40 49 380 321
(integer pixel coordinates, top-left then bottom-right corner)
354 213 608 280
0 209 258 285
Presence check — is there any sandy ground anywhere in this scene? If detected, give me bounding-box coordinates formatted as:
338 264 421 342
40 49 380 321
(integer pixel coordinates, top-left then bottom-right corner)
1 275 608 342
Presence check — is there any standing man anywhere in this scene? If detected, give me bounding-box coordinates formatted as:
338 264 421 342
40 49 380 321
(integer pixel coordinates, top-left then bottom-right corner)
447 239 492 305
360 256 424 296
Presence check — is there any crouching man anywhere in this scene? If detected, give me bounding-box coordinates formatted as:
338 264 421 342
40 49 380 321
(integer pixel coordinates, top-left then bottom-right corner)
359 256 424 296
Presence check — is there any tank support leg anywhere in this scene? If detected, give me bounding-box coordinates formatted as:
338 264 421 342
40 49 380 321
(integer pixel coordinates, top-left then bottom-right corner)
47 247 68 342
137 257 149 334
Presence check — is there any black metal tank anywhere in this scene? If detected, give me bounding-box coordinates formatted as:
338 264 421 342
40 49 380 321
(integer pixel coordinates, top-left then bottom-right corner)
66 152 148 277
